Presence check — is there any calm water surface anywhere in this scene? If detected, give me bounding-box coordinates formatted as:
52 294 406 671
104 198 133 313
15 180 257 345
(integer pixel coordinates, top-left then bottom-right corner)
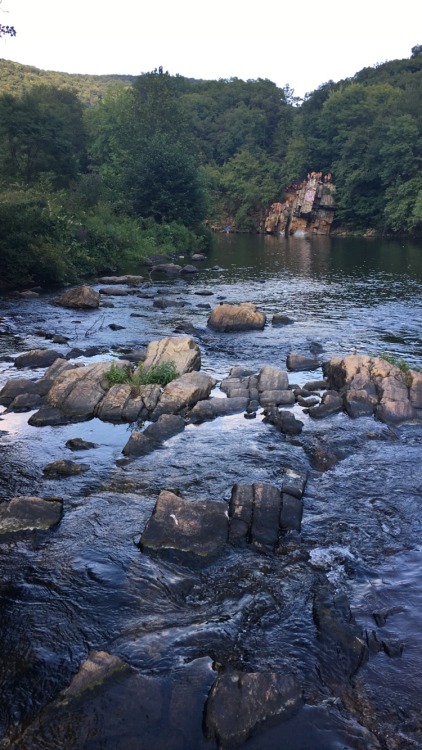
0 234 421 749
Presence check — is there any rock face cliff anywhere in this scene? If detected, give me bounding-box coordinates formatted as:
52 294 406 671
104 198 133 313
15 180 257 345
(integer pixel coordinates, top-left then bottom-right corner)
265 174 336 236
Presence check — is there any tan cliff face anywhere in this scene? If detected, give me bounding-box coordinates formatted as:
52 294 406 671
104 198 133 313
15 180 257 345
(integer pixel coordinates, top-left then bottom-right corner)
265 174 336 236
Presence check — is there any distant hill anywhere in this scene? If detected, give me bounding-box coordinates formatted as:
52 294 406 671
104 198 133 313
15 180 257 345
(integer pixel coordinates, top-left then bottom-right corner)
0 58 137 105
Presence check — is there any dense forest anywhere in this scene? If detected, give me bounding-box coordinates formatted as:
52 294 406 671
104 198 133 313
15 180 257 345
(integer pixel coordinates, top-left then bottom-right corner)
0 49 421 290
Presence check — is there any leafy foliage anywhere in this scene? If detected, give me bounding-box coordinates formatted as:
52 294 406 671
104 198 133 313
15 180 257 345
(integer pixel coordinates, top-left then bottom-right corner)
104 361 178 389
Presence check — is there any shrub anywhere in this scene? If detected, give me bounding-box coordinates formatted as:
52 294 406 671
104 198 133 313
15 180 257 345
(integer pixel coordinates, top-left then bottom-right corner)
104 360 178 389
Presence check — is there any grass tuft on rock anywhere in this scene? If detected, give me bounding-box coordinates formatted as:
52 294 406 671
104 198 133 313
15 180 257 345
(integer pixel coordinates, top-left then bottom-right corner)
104 361 178 388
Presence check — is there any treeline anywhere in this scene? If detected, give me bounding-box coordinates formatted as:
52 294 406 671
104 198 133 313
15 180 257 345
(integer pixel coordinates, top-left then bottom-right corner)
0 51 421 290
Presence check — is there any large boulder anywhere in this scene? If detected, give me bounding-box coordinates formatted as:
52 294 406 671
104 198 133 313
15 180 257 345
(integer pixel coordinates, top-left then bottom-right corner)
152 371 217 418
207 303 266 332
189 397 249 423
52 285 100 309
46 362 111 420
205 671 302 747
140 490 228 560
141 336 201 376
0 496 63 533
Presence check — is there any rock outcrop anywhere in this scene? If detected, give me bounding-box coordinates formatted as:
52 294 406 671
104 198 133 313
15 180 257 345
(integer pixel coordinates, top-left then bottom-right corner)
323 354 422 424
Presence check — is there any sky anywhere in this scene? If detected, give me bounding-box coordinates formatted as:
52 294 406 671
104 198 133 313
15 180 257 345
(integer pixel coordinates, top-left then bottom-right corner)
1 0 421 99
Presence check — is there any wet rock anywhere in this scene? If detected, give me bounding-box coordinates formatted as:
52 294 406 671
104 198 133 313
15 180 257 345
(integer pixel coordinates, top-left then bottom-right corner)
259 389 295 407
208 302 266 332
99 287 130 296
152 371 217 418
313 585 368 691
52 285 100 309
262 407 304 435
296 395 319 408
205 670 302 748
194 289 214 296
140 489 228 559
0 495 63 533
304 379 328 391
122 415 185 457
229 366 255 378
28 405 70 427
382 639 404 658
344 388 375 417
307 391 343 419
272 314 294 325
286 353 320 371
282 468 307 499
62 650 129 699
0 377 45 407
191 253 206 261
98 275 144 285
228 480 305 549
65 438 96 451
142 336 201 376
108 323 126 330
181 264 199 274
302 436 340 472
189 397 248 422
96 383 144 423
152 263 182 274
279 492 303 532
14 349 64 369
258 365 289 392
43 459 90 477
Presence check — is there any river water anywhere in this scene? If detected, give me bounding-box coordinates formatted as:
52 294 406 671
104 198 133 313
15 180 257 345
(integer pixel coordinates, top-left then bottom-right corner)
0 234 421 749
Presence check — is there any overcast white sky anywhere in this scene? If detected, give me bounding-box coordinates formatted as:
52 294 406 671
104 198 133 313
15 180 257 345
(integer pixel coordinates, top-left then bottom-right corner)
1 0 421 98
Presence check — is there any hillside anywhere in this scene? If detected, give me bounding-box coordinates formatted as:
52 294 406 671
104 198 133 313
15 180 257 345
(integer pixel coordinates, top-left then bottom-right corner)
0 58 137 105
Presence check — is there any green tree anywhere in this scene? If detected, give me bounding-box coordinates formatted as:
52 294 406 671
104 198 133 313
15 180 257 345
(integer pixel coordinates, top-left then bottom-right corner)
0 85 86 185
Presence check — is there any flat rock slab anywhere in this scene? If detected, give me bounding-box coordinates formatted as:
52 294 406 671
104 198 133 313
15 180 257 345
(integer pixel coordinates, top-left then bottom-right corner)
140 490 228 559
208 303 266 332
205 671 302 747
0 496 63 533
189 397 249 422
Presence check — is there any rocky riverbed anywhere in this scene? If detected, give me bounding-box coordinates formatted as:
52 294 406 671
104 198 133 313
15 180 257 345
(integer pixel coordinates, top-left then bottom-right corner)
1 235 422 749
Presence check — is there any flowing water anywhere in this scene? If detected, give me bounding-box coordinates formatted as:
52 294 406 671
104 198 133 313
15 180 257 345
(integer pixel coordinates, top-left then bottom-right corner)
0 234 421 749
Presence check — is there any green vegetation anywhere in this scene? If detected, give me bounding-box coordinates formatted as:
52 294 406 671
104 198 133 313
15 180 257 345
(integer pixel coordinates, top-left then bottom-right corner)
380 353 421 373
0 50 421 290
104 361 178 389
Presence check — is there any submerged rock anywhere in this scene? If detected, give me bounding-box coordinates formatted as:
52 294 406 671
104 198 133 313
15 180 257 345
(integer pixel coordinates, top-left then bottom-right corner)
0 495 63 533
205 670 302 747
122 415 185 457
43 459 90 477
207 303 266 332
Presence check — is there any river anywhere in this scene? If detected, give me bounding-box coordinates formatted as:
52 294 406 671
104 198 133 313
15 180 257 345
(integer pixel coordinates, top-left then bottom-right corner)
0 233 421 749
